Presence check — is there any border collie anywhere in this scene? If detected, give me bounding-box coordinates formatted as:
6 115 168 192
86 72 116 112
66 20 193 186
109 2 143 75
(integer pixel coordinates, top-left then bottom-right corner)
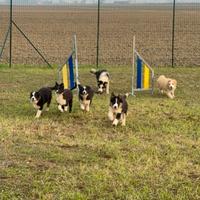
78 83 94 112
30 87 52 118
108 92 129 126
52 82 74 113
90 68 110 94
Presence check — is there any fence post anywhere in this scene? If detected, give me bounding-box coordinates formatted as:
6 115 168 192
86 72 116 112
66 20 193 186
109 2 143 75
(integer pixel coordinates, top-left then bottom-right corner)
96 0 100 68
9 0 13 68
172 0 176 68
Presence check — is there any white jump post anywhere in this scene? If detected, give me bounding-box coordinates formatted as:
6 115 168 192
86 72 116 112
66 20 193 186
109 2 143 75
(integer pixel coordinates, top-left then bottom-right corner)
131 35 154 95
73 34 79 89
131 35 136 96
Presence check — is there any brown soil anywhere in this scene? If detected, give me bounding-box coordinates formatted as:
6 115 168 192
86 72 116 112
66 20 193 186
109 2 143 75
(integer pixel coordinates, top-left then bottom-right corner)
0 5 200 67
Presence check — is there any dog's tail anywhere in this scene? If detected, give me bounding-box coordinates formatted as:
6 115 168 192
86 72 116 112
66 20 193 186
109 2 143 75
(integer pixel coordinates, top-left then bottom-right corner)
90 68 97 74
106 71 110 79
70 82 77 91
124 93 130 98
76 79 81 86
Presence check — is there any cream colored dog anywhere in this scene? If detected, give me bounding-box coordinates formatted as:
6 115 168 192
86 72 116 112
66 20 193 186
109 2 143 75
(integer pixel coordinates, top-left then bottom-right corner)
157 75 177 99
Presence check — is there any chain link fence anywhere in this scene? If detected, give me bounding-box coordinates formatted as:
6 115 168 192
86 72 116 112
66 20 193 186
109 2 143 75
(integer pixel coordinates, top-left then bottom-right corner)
0 3 10 63
0 1 199 67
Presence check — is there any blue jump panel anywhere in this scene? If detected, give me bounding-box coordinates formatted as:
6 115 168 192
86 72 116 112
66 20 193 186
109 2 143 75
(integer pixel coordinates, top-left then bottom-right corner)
136 56 142 89
68 54 75 89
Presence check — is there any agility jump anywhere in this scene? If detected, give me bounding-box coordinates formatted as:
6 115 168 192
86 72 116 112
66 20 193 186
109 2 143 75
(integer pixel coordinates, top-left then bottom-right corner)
131 36 154 95
58 35 79 90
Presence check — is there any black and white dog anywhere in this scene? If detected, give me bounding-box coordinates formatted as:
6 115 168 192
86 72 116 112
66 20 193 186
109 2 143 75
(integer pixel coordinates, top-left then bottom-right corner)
90 68 110 94
78 83 94 112
52 82 74 113
108 92 129 126
30 87 52 118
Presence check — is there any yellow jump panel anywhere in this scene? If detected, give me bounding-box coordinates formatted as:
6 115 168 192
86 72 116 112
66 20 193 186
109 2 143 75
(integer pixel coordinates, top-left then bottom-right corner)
62 64 69 89
143 64 150 89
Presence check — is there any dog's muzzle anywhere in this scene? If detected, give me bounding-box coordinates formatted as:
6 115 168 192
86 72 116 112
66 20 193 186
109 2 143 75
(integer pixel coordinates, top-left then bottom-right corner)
168 85 174 90
97 88 103 94
113 104 118 109
30 97 37 103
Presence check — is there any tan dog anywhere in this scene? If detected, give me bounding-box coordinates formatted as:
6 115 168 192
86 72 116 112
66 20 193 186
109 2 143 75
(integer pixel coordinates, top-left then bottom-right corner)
157 75 177 99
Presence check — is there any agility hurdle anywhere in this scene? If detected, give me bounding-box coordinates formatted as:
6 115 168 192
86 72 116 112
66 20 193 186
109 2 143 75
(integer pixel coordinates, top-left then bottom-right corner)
58 35 79 90
131 36 154 95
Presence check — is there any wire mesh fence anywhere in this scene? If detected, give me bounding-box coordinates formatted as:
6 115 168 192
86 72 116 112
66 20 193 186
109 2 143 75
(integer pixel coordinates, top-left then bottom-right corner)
174 3 200 66
0 1 200 67
0 3 10 64
11 4 98 66
99 4 174 66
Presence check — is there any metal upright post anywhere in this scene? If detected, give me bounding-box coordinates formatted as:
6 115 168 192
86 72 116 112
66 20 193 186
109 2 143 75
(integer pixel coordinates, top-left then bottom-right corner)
9 0 13 68
172 0 176 68
132 36 135 96
74 34 79 93
96 0 100 68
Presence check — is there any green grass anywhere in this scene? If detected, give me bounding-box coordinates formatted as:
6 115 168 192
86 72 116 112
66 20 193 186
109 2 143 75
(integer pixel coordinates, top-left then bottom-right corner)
0 65 200 200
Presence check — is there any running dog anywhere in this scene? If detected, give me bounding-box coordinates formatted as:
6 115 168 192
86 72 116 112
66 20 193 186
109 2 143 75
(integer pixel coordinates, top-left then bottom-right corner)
90 68 110 94
157 75 177 99
52 82 74 113
108 92 129 126
30 87 52 118
78 83 94 112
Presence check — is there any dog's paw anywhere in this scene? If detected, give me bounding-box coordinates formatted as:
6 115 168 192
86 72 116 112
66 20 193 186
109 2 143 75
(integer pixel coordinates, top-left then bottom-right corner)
125 93 130 98
58 105 64 112
35 110 42 118
85 107 90 112
80 104 85 110
112 119 118 126
168 95 174 99
35 114 41 119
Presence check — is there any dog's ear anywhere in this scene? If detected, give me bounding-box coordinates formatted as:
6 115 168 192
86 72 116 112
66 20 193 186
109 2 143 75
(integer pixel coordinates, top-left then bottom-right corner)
167 80 172 85
60 83 64 88
35 92 40 99
172 79 177 86
98 80 103 84
30 92 33 98
78 84 82 90
111 92 115 97
118 94 123 102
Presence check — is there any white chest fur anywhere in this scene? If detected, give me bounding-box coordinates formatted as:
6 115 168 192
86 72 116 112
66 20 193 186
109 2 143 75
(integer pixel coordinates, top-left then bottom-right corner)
32 102 40 109
81 95 90 105
82 99 90 105
112 106 122 114
56 94 66 105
